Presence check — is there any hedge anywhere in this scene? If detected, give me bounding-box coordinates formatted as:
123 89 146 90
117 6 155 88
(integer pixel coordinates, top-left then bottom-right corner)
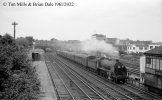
0 34 40 100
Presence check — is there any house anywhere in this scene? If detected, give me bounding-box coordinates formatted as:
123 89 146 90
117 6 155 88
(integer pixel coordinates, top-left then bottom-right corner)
148 44 161 50
127 44 148 53
127 43 161 54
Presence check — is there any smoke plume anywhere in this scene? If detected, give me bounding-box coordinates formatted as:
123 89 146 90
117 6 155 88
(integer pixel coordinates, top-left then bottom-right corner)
52 38 119 58
81 38 119 58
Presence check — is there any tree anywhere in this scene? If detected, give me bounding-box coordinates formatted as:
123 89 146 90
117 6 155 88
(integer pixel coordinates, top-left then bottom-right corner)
0 33 14 45
25 36 34 46
16 37 29 47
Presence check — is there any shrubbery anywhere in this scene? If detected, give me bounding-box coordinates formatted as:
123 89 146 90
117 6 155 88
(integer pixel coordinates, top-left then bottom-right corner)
0 34 40 100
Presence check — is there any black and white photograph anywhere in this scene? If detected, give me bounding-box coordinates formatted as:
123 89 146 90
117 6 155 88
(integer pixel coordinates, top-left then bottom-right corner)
0 0 162 100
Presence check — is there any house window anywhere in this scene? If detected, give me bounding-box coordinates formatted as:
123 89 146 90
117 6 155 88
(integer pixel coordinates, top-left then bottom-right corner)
146 57 152 68
160 60 162 70
150 46 153 49
146 57 151 64
155 46 158 48
156 59 160 70
133 47 135 50
152 58 156 69
144 47 147 50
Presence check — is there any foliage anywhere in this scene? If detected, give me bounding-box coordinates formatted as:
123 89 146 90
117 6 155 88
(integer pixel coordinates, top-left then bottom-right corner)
16 37 29 48
0 34 40 100
25 36 34 46
0 33 14 45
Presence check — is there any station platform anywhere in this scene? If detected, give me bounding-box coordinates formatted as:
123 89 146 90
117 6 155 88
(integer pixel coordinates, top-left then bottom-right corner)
29 49 58 100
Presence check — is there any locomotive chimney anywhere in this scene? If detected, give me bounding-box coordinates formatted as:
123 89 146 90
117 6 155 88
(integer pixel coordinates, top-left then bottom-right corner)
116 59 119 62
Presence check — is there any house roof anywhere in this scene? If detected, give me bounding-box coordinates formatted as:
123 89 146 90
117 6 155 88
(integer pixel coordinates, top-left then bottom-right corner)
135 44 148 48
144 46 162 55
149 43 161 45
130 43 148 48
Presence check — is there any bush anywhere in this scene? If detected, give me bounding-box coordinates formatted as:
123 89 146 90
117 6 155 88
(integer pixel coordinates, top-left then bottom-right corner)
0 34 40 100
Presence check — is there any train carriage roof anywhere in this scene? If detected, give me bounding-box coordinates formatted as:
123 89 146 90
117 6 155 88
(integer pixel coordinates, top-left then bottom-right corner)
61 50 89 58
75 53 89 58
144 46 162 56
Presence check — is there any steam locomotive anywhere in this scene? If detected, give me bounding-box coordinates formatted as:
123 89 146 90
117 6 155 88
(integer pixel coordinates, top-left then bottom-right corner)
57 50 128 83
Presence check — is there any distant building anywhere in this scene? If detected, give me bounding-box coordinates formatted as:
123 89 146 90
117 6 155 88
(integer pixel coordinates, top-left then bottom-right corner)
91 34 106 40
105 38 118 44
127 43 161 54
127 44 148 53
148 44 161 50
115 39 130 52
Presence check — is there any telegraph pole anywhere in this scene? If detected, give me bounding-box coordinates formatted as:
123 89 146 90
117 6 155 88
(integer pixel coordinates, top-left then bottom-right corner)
12 22 18 43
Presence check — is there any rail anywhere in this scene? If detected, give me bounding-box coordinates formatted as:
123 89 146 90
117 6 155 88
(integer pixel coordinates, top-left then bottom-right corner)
54 54 146 100
44 55 75 100
56 53 161 100
48 54 106 100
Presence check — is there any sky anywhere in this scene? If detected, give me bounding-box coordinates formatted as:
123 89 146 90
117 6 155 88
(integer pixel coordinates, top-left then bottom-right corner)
0 0 162 42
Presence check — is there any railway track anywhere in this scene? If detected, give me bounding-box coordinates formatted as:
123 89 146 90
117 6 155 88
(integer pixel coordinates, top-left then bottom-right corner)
120 61 140 76
50 53 150 100
49 55 133 100
122 83 162 100
45 54 106 100
127 68 139 76
55 53 162 100
120 60 139 66
44 56 75 100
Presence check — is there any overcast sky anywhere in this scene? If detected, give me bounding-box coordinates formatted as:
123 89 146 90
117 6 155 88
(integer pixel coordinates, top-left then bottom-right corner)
0 0 162 42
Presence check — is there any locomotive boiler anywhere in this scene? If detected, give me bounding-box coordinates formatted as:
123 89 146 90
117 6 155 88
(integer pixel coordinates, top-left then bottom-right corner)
96 58 127 83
